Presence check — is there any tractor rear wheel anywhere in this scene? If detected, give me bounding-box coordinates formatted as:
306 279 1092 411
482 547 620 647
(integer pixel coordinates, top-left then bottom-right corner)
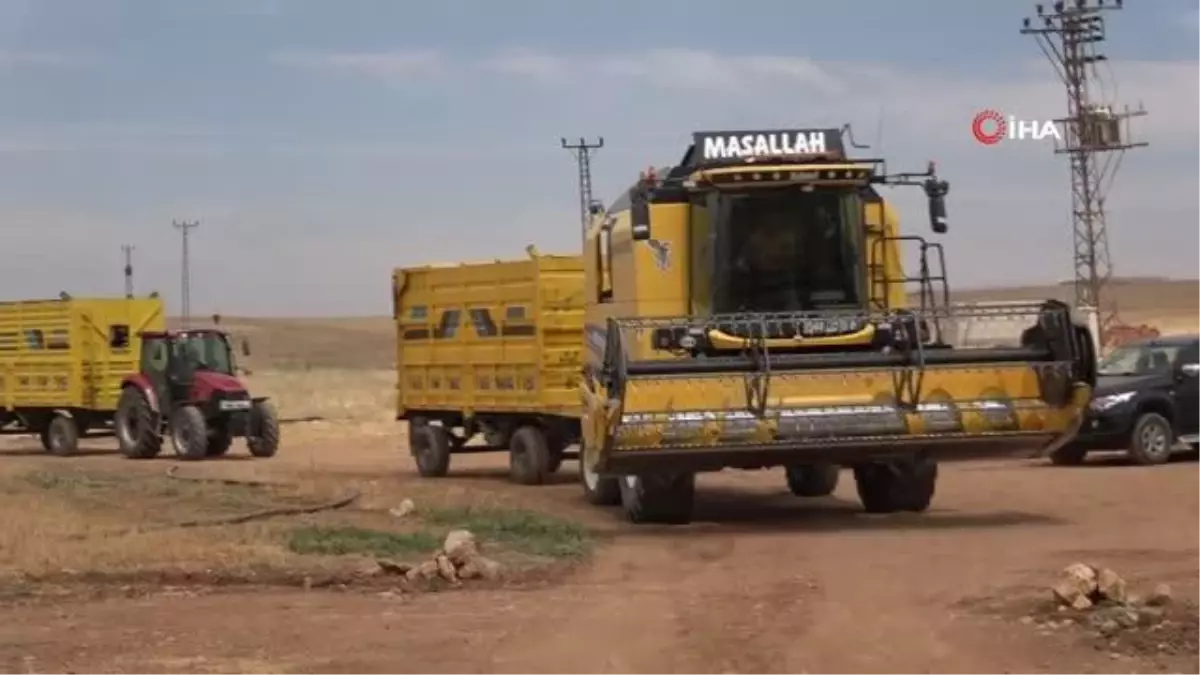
410 423 451 477
853 455 938 514
247 401 281 458
619 473 695 525
41 414 80 457
170 405 209 461
509 426 553 485
115 387 162 459
784 463 840 497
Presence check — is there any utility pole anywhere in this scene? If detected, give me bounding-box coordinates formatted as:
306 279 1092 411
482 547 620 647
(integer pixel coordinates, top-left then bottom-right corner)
121 244 135 298
560 137 604 240
1020 0 1147 342
172 219 200 328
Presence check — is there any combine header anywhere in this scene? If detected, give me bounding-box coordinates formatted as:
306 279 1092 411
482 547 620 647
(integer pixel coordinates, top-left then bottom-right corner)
578 127 1098 523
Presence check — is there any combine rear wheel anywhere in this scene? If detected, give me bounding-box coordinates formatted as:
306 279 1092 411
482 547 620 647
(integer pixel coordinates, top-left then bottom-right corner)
115 387 162 459
853 456 937 514
41 414 79 457
509 426 553 485
784 463 840 497
619 473 695 525
410 422 451 477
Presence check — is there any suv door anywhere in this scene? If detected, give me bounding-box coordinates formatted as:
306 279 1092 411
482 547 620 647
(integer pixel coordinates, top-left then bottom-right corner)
1172 340 1199 438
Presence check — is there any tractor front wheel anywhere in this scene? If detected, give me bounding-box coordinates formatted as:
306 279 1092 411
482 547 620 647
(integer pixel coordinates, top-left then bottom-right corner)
41 413 80 457
170 405 209 461
247 401 281 458
115 387 162 459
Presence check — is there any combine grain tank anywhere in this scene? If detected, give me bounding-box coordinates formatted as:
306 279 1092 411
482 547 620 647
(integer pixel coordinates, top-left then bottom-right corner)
393 247 585 484
0 295 165 455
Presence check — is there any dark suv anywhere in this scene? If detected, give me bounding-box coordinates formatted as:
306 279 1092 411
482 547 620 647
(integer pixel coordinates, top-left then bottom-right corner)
1050 334 1199 466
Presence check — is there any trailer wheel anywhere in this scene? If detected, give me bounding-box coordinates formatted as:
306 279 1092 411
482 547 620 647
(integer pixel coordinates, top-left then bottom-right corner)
411 424 451 477
170 405 209 461
247 401 280 458
784 463 840 497
619 473 695 525
41 414 79 457
853 456 938 514
579 444 621 506
509 426 552 485
545 431 570 475
115 387 162 459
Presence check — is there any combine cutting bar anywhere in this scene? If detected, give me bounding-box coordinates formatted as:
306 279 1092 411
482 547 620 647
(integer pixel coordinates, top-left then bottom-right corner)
586 301 1096 474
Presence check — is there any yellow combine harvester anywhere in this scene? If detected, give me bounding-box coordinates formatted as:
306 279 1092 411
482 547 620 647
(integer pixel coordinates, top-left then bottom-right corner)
577 127 1098 523
0 295 165 456
393 250 585 483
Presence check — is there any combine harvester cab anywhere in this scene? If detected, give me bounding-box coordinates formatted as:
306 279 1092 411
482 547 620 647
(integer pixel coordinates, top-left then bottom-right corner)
578 127 1098 524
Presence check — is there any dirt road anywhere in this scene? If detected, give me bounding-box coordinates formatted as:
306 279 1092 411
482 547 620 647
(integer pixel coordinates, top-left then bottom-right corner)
0 438 1196 674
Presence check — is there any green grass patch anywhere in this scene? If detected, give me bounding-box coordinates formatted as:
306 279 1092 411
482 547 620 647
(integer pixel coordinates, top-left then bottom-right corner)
423 505 590 558
287 525 441 557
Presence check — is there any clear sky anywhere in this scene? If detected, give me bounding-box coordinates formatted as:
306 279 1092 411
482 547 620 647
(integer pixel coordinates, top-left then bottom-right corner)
1 0 1196 316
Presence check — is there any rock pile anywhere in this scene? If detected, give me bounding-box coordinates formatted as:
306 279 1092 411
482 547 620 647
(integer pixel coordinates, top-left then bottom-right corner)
1050 563 1173 636
376 529 502 587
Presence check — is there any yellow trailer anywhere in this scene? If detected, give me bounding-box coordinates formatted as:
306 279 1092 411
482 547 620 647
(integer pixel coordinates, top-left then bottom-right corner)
0 295 165 455
393 246 585 483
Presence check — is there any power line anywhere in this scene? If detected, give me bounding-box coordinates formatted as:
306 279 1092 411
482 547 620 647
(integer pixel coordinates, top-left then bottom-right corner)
172 220 200 328
1020 0 1147 343
121 244 135 299
560 137 604 241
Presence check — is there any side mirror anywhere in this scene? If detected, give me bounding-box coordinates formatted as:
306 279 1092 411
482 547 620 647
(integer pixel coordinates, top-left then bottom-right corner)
630 195 651 241
241 339 251 357
1181 363 1199 378
923 176 949 234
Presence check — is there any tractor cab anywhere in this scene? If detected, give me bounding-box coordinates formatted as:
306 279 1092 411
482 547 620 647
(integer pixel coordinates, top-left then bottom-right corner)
138 329 248 411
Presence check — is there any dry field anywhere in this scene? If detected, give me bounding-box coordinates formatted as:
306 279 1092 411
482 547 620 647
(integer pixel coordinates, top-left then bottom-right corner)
0 278 1196 674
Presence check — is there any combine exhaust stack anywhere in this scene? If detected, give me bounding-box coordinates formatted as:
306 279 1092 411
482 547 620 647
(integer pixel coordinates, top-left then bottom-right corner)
583 301 1096 475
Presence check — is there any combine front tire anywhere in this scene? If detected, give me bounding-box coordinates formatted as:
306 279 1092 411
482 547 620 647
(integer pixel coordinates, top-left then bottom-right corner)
1048 442 1089 466
784 463 840 497
170 405 209 461
619 473 695 525
247 401 281 458
410 423 451 478
509 426 553 485
579 446 621 506
41 414 79 457
115 387 162 459
853 456 938 514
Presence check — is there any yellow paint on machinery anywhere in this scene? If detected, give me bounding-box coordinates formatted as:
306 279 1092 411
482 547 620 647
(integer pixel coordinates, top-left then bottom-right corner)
0 296 165 451
578 127 1096 477
392 247 585 421
0 296 164 414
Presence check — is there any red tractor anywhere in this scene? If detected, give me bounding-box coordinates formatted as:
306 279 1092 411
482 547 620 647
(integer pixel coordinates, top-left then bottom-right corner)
114 329 280 460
